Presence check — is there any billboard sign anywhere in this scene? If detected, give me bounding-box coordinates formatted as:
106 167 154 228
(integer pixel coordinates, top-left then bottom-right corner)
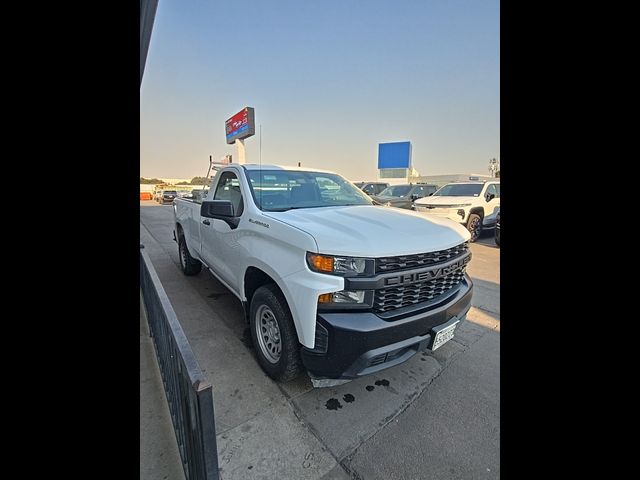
378 141 412 169
225 107 255 144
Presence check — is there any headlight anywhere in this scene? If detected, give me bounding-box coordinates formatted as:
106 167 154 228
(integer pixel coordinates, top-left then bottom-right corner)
307 253 373 276
384 201 391 206
318 290 374 310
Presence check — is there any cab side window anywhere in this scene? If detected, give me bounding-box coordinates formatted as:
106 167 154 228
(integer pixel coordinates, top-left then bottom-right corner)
362 184 376 195
214 172 244 215
414 186 427 198
485 184 498 201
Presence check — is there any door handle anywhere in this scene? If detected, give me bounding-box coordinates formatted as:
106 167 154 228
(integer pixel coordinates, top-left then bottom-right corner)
202 219 210 225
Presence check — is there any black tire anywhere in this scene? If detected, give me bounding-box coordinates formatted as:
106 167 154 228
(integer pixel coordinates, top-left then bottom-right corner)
249 284 302 382
495 227 500 247
466 214 482 243
178 235 202 275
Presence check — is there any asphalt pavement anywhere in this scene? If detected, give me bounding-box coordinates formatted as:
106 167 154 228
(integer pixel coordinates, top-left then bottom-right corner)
139 201 499 479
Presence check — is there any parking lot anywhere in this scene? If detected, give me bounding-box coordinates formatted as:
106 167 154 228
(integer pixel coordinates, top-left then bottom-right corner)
140 200 499 480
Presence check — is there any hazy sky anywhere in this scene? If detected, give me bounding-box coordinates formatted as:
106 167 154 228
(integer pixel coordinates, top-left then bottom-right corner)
140 0 499 181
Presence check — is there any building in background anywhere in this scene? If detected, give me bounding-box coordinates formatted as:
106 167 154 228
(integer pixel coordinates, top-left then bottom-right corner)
376 141 420 185
409 173 495 188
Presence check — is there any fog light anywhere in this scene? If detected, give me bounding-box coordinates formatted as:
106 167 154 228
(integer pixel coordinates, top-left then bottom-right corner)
332 290 365 303
318 290 373 310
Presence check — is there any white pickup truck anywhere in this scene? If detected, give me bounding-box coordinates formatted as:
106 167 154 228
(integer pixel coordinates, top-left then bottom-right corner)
173 164 473 384
413 180 500 242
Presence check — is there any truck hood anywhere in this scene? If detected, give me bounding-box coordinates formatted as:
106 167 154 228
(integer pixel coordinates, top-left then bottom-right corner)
415 195 478 206
263 205 470 257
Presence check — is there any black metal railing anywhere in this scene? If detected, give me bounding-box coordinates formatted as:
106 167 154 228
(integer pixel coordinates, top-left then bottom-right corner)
140 246 219 480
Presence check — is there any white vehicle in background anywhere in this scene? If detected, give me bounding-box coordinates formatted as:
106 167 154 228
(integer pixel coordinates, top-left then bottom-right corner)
173 164 473 385
413 181 500 242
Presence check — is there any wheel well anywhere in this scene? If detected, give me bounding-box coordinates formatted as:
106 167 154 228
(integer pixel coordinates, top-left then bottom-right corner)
244 267 280 307
468 207 484 219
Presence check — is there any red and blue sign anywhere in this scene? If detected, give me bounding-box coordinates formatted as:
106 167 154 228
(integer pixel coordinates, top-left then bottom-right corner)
225 107 255 144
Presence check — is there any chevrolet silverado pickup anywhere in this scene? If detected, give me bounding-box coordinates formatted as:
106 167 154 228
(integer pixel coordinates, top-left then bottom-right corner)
413 180 500 242
173 164 473 385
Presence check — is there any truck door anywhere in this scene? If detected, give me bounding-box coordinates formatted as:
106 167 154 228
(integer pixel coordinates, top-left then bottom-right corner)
200 170 245 291
483 183 500 226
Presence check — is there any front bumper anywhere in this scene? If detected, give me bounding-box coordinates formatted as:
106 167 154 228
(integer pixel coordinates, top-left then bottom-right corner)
301 275 473 379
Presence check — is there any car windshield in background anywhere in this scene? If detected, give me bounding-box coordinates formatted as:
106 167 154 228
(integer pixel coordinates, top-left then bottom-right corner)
164 191 177 195
379 185 412 197
433 184 484 197
247 170 372 211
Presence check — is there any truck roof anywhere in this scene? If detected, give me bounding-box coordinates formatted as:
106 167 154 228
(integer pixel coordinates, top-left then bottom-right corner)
241 164 338 175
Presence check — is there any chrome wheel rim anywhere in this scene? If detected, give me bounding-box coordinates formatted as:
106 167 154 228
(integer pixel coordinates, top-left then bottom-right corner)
255 305 281 363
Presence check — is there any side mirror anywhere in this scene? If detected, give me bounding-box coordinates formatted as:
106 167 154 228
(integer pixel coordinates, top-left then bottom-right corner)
410 193 420 200
201 200 235 218
200 200 240 229
486 193 495 202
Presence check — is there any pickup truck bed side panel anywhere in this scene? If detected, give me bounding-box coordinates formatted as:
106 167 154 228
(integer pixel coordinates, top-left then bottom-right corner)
174 200 204 262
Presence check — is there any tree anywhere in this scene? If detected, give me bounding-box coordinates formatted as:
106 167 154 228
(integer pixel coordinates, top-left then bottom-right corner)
190 176 210 185
176 181 191 185
140 177 164 184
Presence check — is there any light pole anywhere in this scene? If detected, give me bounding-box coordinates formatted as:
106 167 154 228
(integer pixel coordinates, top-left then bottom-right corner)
488 158 499 178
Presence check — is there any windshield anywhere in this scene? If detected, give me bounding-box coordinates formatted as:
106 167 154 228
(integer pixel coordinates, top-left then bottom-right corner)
247 170 372 211
164 191 177 195
433 184 483 197
379 185 412 197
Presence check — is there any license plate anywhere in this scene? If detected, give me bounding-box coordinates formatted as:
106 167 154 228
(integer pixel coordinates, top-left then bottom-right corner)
431 319 460 351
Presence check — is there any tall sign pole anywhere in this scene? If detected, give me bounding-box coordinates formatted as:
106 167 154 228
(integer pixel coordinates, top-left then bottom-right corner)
236 139 246 164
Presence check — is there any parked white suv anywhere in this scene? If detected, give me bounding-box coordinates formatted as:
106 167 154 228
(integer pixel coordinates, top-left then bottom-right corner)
413 181 500 242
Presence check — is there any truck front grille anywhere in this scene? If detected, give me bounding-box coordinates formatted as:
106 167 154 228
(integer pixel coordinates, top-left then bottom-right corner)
376 242 469 273
373 268 467 313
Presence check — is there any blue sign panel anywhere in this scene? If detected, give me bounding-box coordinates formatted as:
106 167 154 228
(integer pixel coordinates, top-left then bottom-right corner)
378 142 411 169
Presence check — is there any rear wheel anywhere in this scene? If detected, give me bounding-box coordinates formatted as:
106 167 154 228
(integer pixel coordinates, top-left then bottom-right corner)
466 214 482 242
250 284 302 382
178 235 202 275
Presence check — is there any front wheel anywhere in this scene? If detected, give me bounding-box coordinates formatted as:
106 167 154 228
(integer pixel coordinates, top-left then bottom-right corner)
178 235 202 275
466 214 482 243
249 284 302 382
